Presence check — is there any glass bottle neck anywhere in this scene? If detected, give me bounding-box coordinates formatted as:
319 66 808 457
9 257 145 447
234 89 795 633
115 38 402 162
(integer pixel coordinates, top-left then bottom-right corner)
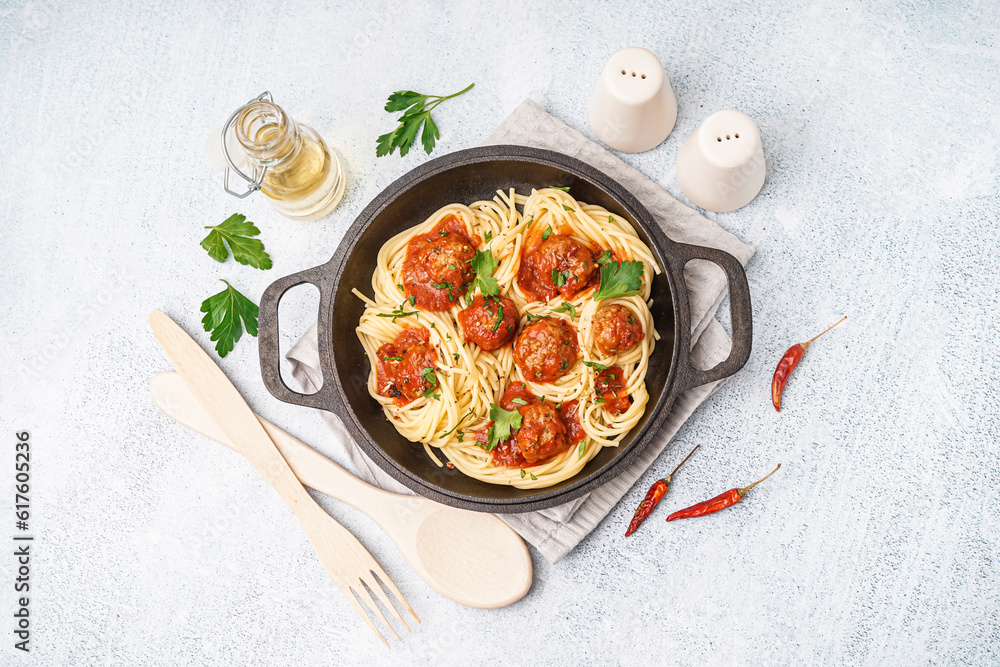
234 101 301 167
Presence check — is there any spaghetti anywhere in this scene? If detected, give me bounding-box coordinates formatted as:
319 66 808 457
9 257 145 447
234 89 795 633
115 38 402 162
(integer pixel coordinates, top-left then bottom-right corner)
353 188 661 488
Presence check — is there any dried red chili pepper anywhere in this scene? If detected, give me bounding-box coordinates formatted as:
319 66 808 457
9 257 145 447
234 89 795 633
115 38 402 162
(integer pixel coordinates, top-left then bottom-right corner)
771 316 846 412
666 463 781 522
624 444 700 536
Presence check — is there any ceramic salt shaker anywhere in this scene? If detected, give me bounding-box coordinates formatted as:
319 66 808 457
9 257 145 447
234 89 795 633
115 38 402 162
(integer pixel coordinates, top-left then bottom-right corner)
588 47 677 153
676 110 766 212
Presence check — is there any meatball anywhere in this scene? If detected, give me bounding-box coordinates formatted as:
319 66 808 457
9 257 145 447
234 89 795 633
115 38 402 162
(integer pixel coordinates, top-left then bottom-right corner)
457 295 518 351
518 234 597 301
514 401 569 463
592 304 645 355
513 317 579 383
374 327 438 404
402 216 476 311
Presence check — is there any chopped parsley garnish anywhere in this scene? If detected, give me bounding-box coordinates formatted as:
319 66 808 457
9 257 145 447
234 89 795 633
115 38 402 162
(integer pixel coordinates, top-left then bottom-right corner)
485 230 493 243
563 205 575 212
453 352 460 361
525 313 550 322
548 185 570 192
542 225 552 240
408 295 416 306
439 230 450 236
530 473 538 480
376 303 418 322
511 398 528 406
520 469 526 478
468 248 500 296
422 367 440 400
486 403 522 450
593 260 644 301
439 408 474 438
595 397 607 404
383 356 403 362
596 250 615 266
552 270 568 287
397 283 405 291
492 303 505 332
553 301 576 319
578 440 586 459
583 360 609 370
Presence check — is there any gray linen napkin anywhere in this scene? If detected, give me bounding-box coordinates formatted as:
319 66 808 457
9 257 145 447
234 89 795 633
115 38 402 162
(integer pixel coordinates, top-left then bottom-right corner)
287 99 754 563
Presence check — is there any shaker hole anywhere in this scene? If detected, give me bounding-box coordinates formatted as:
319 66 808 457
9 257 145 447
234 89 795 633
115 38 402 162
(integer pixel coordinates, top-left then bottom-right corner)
631 72 636 77
621 69 626 75
735 133 740 138
726 135 731 140
641 74 646 79
717 137 722 142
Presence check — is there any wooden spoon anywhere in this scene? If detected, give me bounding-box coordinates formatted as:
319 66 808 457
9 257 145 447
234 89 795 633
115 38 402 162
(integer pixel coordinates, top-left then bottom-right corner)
150 371 532 609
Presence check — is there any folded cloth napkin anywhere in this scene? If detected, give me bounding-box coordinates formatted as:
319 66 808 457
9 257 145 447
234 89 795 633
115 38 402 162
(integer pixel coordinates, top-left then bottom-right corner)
287 99 754 563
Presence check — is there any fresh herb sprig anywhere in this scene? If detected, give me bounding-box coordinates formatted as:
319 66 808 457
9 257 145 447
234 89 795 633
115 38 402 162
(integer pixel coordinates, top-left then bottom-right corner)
486 403 522 451
593 259 644 301
376 83 475 157
200 214 272 269
468 248 500 296
200 280 259 358
422 367 440 400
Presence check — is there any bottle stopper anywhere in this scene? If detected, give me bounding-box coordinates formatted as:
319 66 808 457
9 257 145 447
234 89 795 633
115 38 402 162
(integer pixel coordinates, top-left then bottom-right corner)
587 47 677 153
676 110 766 212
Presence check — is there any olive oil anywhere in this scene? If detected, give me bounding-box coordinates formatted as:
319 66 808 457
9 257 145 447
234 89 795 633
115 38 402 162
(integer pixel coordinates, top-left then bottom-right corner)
235 101 345 221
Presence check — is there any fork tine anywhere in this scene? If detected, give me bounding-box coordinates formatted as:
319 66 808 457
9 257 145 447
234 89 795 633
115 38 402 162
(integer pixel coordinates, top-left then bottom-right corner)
340 583 388 648
354 582 401 641
369 563 420 624
364 571 410 633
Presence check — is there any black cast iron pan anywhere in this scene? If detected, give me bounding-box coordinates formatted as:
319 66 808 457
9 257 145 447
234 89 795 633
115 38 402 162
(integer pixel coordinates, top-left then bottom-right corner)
258 145 752 513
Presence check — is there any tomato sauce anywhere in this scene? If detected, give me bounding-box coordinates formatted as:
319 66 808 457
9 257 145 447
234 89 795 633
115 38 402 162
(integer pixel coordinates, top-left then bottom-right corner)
402 216 478 311
559 399 586 445
374 327 438 406
594 366 632 416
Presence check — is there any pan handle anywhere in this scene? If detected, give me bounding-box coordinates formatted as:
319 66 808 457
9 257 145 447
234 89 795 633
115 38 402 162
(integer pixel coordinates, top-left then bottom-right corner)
672 243 753 392
257 264 339 410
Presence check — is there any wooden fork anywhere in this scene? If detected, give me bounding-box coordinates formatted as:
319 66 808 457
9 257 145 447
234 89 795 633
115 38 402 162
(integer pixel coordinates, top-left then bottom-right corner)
148 310 418 646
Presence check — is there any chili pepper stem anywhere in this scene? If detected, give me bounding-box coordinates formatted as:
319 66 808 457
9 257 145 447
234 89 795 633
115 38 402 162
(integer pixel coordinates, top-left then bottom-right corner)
663 444 700 485
737 463 782 498
800 316 846 352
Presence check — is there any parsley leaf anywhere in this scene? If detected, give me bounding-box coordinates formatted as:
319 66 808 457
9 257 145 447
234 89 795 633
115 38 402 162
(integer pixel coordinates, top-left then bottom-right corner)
548 185 570 192
200 214 272 270
542 225 552 240
492 302 505 332
530 473 538 480
200 280 259 358
468 248 500 296
486 403 522 450
376 83 474 157
525 312 550 322
596 250 615 265
553 301 576 319
583 360 609 370
552 269 568 287
422 367 440 400
593 259 644 301
511 398 528 405
520 469 526 478
563 205 575 212
578 440 586 459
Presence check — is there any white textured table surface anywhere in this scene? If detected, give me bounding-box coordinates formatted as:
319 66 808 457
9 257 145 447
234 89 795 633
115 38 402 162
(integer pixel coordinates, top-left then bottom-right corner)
2 1 998 664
